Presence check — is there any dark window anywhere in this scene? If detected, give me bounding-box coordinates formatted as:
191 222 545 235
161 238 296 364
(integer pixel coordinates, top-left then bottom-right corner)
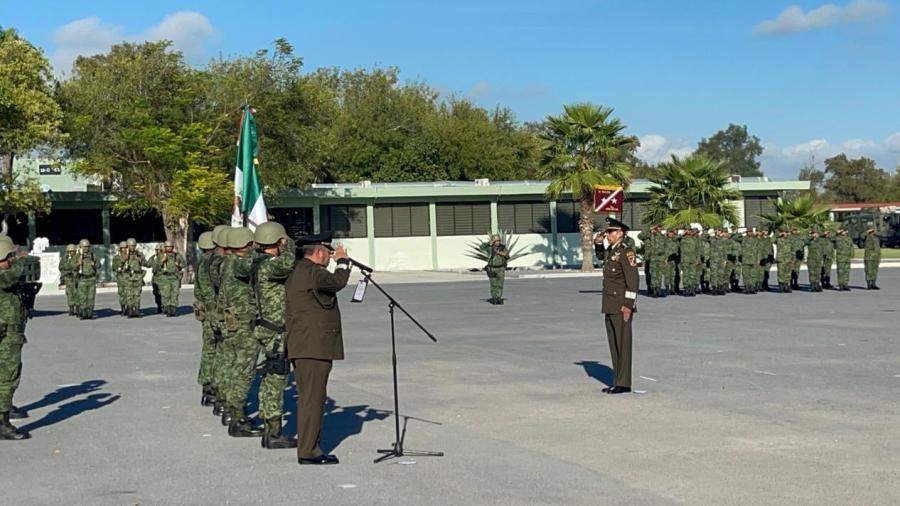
110 210 166 243
320 205 367 238
555 201 606 234
744 196 774 229
622 199 647 230
269 207 314 240
436 203 491 236
4 213 29 245
36 209 103 245
374 204 430 237
498 201 550 234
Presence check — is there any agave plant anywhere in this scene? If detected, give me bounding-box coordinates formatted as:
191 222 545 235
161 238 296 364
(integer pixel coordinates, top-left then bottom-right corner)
465 229 530 265
759 195 832 231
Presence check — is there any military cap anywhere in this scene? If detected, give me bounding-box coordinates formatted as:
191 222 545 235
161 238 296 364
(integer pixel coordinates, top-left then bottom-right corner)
490 234 501 243
298 232 334 251
254 221 288 245
126 238 137 247
0 236 16 260
118 241 127 249
66 244 77 252
156 243 164 250
228 227 255 249
197 231 215 250
79 239 91 247
212 224 230 246
164 240 174 248
604 217 629 233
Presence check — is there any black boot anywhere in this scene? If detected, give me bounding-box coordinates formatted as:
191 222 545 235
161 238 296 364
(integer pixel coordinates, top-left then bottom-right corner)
68 305 75 316
0 412 30 440
9 405 28 420
229 417 263 437
201 386 216 407
261 418 297 449
213 401 224 416
221 411 233 426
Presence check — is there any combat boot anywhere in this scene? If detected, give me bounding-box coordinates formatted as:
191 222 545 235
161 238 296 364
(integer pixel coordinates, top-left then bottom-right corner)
228 417 263 438
68 305 75 316
9 405 28 420
221 410 233 426
212 401 224 416
0 412 30 440
261 417 297 449
872 282 880 290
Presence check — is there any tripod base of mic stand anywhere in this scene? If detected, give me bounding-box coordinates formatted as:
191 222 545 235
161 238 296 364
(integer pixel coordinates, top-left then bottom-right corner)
374 443 444 463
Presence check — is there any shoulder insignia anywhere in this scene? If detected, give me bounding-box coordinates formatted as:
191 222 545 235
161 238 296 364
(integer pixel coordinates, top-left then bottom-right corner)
626 250 638 267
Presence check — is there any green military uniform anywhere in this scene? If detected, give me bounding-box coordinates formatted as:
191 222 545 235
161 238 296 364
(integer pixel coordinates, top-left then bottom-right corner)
0 237 30 440
725 231 741 292
59 245 78 315
700 231 712 292
155 242 185 317
194 231 218 407
250 223 297 449
209 228 232 418
486 235 509 305
708 231 728 295
790 229 805 289
663 231 679 295
739 232 757 293
74 239 100 319
285 233 352 463
644 228 666 297
111 243 128 315
821 231 836 289
121 239 146 317
775 230 793 292
148 245 165 314
678 231 701 296
220 228 262 437
807 230 824 292
834 229 853 291
601 218 638 394
864 229 881 290
759 231 774 291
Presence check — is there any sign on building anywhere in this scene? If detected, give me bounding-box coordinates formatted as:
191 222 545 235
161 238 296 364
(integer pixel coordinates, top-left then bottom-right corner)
38 164 62 175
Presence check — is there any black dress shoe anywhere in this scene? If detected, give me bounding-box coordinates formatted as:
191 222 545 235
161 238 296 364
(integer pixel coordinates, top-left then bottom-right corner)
607 386 631 394
601 386 612 393
298 454 339 465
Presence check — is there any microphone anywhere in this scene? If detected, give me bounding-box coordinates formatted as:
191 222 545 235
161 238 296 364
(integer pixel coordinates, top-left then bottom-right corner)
347 256 374 273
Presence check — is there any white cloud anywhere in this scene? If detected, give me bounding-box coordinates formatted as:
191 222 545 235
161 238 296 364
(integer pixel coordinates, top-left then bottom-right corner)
469 81 494 100
760 135 900 179
635 134 693 164
886 132 900 152
753 0 891 35
843 138 877 150
51 11 217 76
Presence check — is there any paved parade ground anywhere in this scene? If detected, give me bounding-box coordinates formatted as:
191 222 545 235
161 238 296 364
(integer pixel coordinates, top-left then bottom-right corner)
5 268 900 505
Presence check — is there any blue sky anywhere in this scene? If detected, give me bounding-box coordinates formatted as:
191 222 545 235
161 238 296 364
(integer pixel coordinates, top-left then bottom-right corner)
4 0 899 179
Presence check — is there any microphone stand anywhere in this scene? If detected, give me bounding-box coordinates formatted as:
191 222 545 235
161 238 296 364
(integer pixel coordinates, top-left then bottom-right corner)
356 268 444 463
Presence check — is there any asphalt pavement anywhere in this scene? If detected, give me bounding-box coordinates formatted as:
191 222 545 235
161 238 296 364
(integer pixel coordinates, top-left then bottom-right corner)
5 268 900 505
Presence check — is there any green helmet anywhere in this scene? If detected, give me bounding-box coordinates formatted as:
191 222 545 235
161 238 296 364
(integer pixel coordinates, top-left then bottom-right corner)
156 243 164 251
0 237 16 260
118 241 127 249
228 227 255 249
126 238 137 247
254 222 288 245
79 239 91 247
164 240 174 248
212 225 230 247
197 231 215 250
66 244 77 252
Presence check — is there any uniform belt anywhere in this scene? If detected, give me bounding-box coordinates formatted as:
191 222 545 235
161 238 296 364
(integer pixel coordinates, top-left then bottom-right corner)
255 319 285 333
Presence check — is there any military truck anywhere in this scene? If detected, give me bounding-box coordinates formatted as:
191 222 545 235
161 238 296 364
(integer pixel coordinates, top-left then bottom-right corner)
837 209 900 248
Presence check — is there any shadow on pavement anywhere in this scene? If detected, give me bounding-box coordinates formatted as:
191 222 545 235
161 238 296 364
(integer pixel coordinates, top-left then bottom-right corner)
281 388 389 453
19 380 107 412
574 361 614 387
19 393 120 433
30 309 69 317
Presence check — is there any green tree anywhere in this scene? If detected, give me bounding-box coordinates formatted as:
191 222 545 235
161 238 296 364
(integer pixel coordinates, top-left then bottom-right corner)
538 103 635 271
759 195 831 232
797 156 825 200
643 154 741 228
696 123 764 177
58 41 229 255
0 26 63 235
822 154 891 203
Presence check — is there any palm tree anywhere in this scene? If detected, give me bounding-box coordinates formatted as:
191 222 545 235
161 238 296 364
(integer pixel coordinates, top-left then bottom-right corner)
538 103 635 271
759 195 831 231
642 154 740 228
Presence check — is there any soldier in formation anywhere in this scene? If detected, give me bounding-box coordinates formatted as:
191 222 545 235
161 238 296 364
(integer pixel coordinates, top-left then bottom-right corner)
835 228 854 291
58 244 78 315
149 244 165 314
121 239 147 317
112 242 128 315
864 228 881 290
73 239 99 319
0 236 31 440
154 241 185 316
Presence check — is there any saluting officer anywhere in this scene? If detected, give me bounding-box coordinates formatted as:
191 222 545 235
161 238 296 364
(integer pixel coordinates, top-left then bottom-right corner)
285 232 351 465
601 218 639 395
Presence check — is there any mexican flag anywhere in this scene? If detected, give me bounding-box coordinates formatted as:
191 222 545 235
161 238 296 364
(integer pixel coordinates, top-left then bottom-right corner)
231 105 268 230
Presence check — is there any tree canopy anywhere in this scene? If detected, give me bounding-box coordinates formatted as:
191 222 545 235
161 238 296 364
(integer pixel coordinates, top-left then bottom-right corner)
696 123 764 177
643 154 740 228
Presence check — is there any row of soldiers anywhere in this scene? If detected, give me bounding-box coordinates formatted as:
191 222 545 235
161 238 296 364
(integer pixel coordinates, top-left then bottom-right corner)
59 240 185 319
634 225 882 296
193 222 297 448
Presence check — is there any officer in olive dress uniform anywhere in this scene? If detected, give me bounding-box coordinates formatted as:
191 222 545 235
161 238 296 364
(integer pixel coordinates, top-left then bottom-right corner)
601 218 639 395
285 232 351 465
